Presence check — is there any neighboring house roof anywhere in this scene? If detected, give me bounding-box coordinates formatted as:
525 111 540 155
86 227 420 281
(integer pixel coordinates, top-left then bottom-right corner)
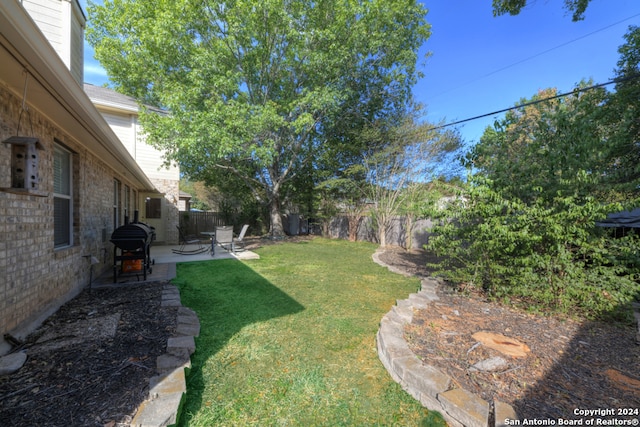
179 191 192 200
84 83 166 115
596 208 640 228
0 1 157 192
84 83 140 112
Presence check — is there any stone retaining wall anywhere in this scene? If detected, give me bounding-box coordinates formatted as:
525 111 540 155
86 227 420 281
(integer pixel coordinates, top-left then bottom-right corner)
373 250 519 427
131 284 200 426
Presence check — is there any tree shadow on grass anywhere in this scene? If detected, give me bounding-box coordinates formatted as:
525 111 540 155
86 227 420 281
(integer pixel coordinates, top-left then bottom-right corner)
170 258 305 426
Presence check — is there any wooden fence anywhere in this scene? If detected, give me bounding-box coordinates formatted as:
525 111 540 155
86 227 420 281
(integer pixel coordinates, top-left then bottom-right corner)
326 216 434 249
180 211 433 249
178 211 231 236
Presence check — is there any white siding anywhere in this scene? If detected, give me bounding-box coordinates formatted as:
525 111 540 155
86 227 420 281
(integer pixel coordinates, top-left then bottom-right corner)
99 111 179 181
102 112 135 153
69 1 84 84
134 117 179 180
21 0 63 55
135 142 180 181
21 0 85 85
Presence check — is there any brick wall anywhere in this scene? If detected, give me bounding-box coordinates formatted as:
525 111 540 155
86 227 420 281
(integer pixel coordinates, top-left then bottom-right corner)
0 85 144 352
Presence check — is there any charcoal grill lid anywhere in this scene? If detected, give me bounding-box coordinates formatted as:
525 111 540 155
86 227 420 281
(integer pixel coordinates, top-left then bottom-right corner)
111 222 151 235
109 237 148 251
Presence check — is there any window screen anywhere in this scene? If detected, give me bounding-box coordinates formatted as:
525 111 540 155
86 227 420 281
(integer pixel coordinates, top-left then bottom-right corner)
145 197 162 219
54 145 72 247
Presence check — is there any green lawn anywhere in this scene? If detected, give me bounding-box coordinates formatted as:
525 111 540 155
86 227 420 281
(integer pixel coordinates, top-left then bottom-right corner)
172 237 446 426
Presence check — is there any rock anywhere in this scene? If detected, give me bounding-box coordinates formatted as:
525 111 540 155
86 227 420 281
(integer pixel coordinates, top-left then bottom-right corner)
396 357 451 398
469 356 508 372
157 351 191 372
495 400 519 427
605 368 640 393
472 331 530 358
438 388 489 427
167 336 196 356
0 351 27 375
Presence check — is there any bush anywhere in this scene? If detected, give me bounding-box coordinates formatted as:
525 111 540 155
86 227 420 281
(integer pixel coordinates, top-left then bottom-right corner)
425 180 640 321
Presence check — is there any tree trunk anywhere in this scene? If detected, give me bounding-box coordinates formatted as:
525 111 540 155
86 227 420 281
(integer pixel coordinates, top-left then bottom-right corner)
405 215 414 250
378 214 388 247
269 196 285 237
379 228 387 247
347 215 360 242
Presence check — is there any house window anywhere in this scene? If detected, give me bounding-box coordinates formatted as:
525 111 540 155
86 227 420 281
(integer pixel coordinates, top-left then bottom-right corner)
54 145 73 248
124 184 131 221
145 197 162 219
113 179 121 229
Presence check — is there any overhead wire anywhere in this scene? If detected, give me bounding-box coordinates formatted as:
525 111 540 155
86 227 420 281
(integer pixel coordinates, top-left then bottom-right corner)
428 11 640 101
430 72 640 131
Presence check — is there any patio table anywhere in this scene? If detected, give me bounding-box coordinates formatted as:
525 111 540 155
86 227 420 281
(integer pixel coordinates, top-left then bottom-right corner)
200 231 216 255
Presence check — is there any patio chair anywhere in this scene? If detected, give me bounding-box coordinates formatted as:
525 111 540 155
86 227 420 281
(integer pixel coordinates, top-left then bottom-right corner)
233 224 249 252
172 225 209 255
214 225 234 254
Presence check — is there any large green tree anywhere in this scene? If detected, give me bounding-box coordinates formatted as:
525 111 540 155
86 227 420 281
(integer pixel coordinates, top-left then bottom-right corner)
492 0 592 21
469 83 611 203
87 0 430 236
601 26 640 191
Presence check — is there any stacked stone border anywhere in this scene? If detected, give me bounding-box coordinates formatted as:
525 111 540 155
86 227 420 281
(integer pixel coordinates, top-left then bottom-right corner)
372 250 518 427
131 284 200 427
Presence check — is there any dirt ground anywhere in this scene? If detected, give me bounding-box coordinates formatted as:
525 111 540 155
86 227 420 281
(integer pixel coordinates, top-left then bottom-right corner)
376 247 640 421
0 282 176 427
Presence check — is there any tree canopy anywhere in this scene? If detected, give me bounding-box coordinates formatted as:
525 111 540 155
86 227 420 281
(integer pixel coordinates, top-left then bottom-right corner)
602 25 640 190
469 83 610 203
86 0 431 236
492 0 593 21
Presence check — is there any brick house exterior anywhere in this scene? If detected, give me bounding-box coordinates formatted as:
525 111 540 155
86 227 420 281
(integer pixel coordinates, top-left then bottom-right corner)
84 84 180 245
0 1 163 354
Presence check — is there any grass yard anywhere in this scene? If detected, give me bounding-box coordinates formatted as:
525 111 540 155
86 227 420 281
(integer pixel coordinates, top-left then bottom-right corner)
172 237 446 426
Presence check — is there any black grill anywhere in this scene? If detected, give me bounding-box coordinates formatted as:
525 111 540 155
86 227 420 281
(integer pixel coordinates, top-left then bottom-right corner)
110 214 155 282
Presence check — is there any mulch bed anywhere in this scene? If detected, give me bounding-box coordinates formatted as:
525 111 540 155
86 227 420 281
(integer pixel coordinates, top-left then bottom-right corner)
0 282 176 427
377 247 640 421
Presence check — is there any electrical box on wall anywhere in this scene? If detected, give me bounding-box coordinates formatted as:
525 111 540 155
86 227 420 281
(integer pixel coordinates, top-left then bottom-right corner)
3 136 43 190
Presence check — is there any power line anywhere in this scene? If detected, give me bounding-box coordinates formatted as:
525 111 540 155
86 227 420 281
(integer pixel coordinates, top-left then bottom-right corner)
428 12 640 100
430 73 640 131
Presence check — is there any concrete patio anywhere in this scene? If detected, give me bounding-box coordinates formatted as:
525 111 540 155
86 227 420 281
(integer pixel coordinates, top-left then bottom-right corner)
92 243 259 288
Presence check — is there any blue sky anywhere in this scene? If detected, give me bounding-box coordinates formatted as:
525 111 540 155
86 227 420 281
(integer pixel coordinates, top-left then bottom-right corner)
81 0 640 145
415 0 640 144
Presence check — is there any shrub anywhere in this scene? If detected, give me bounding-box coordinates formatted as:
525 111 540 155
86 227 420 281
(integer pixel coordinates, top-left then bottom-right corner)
425 180 640 321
